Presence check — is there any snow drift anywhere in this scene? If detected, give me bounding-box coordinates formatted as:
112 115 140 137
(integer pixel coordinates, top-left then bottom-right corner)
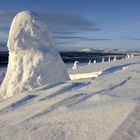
0 56 140 140
0 11 69 99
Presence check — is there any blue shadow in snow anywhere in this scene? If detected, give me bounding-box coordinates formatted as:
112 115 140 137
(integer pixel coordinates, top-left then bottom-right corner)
0 94 37 114
102 62 140 75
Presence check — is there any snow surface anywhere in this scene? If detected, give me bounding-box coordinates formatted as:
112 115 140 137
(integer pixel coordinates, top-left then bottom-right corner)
0 56 140 140
0 11 69 99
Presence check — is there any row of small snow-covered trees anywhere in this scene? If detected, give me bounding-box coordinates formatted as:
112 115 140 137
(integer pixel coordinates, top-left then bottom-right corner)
72 54 134 70
102 56 116 63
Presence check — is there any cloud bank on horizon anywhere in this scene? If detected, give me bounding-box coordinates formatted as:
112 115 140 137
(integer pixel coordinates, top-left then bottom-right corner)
0 0 140 51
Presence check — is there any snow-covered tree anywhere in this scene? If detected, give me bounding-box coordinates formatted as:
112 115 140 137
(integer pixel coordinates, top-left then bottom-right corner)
0 11 69 99
93 60 96 64
72 61 79 70
113 56 117 61
88 59 91 65
102 58 105 63
127 54 130 58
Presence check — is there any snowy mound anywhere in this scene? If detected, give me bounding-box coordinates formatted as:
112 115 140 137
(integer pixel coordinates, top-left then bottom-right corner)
0 56 140 139
0 11 69 99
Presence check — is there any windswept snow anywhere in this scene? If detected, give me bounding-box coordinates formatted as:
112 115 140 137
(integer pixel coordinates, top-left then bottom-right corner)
0 55 140 139
0 11 69 99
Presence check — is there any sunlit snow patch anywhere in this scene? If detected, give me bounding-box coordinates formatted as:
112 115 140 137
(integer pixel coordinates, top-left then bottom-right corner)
69 71 102 80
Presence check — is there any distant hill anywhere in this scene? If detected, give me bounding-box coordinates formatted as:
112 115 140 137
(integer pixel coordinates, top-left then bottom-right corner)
80 48 128 54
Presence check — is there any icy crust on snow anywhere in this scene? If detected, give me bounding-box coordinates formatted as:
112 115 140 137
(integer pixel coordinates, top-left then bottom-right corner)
0 11 69 99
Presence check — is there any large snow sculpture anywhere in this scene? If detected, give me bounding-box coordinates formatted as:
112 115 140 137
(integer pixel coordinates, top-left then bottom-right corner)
0 11 69 99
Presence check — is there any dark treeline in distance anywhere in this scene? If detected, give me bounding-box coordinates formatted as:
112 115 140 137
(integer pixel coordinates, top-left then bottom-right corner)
0 51 126 64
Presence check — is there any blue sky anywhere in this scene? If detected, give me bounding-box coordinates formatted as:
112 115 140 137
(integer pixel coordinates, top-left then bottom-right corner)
0 0 140 51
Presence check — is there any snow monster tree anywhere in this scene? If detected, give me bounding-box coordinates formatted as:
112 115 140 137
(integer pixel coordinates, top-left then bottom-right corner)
0 11 69 99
